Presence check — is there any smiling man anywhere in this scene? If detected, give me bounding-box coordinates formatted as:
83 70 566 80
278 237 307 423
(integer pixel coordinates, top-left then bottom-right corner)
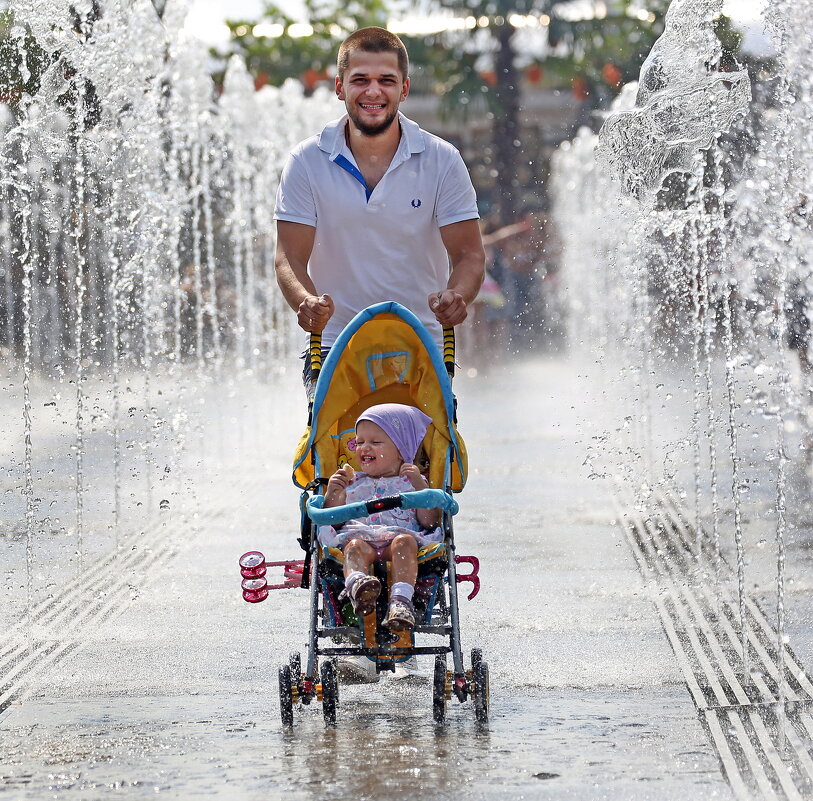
273 27 485 360
273 28 484 685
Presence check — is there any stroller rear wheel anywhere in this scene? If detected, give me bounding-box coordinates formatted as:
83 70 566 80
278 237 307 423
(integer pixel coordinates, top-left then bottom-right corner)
433 654 447 723
473 660 490 724
278 664 294 727
321 659 338 726
289 651 302 679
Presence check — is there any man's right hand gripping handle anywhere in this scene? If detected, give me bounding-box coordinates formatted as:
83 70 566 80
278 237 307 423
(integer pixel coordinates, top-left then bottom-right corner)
298 293 333 333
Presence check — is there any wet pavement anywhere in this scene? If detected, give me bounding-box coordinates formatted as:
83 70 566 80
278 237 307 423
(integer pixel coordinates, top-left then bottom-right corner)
0 355 774 800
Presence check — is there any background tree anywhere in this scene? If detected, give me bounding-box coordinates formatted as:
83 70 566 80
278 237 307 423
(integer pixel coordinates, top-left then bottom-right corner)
0 8 50 114
220 0 389 90
218 1 749 223
419 0 670 221
0 5 103 127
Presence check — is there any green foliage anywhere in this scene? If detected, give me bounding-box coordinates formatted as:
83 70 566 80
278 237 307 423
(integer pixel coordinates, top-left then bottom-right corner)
0 9 50 107
438 0 669 103
714 12 744 68
218 0 389 86
432 0 552 15
542 4 669 101
218 0 673 106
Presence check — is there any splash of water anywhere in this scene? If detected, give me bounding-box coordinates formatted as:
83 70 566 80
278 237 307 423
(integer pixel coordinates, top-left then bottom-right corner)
1 0 337 624
72 55 88 570
14 101 36 631
108 182 122 546
599 0 751 200
553 0 813 757
755 0 813 754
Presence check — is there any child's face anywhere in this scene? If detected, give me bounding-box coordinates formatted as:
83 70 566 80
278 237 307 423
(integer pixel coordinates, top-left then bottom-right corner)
355 420 402 478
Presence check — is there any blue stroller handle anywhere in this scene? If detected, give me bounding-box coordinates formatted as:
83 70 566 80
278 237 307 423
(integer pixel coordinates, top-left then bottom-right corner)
307 489 459 527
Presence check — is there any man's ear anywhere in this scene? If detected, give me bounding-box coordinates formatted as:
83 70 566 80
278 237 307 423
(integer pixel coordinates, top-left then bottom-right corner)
401 76 410 102
335 75 345 100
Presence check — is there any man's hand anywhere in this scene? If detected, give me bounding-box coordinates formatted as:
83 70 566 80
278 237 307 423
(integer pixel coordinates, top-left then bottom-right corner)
298 294 334 332
428 290 468 327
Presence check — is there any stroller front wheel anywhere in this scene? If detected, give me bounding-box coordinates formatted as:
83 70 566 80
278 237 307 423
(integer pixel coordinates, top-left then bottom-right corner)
321 660 338 726
278 665 294 727
433 654 447 724
473 660 490 725
289 651 302 680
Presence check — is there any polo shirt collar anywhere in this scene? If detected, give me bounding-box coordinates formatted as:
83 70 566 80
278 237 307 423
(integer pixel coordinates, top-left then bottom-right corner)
317 112 426 161
398 113 426 154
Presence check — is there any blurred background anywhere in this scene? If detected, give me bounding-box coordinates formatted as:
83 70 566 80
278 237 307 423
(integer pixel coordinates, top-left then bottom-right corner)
4 2 813 795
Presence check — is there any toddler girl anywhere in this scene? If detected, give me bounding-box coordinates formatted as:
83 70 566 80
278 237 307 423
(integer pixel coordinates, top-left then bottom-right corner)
321 403 441 631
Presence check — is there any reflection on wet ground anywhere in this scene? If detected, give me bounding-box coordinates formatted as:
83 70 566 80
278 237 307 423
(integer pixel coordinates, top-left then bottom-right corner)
2 686 727 800
0 356 774 799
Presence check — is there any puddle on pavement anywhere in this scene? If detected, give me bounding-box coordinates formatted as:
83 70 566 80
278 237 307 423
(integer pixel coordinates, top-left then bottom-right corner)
1 686 730 800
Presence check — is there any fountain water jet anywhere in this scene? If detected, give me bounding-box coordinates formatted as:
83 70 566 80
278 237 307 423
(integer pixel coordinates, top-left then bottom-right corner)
553 0 813 761
0 0 336 630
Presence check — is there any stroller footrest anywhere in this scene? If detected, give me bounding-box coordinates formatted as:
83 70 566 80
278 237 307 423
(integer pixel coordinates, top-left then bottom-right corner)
317 626 362 639
412 624 452 635
317 645 452 657
317 624 451 639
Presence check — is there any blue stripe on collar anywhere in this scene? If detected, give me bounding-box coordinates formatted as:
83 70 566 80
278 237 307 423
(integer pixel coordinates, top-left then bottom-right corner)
334 154 372 201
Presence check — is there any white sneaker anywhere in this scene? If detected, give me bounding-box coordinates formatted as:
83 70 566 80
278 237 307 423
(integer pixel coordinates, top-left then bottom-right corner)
391 656 428 682
336 655 380 684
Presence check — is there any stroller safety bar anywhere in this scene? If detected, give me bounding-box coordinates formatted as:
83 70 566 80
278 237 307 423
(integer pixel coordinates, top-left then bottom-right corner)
306 489 459 527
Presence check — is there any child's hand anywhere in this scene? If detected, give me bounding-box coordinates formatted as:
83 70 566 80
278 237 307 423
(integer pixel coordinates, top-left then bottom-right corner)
400 462 427 491
326 464 354 497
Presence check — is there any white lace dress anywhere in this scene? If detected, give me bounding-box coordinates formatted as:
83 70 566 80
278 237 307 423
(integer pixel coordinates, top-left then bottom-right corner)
318 473 442 552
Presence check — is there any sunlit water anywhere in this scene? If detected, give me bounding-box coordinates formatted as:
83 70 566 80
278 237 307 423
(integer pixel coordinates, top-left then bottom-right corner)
1 358 735 799
3 0 813 795
551 0 813 732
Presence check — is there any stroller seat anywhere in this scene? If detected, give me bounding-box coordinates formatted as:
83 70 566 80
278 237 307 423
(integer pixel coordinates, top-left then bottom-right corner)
244 303 489 726
319 541 448 653
293 305 468 492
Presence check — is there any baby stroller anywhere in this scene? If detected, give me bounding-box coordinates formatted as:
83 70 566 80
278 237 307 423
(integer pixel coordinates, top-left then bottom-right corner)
238 302 487 726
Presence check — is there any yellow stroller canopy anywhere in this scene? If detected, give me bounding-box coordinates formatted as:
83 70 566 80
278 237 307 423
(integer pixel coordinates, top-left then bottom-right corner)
293 303 468 491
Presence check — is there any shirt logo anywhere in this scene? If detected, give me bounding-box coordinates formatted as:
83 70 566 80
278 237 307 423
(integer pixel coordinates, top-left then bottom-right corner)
411 198 422 208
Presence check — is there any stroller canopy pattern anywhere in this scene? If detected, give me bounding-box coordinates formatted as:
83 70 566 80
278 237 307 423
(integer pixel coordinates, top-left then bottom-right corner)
293 302 468 492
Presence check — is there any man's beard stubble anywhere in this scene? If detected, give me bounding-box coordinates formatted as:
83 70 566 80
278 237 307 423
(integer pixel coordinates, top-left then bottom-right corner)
347 104 399 137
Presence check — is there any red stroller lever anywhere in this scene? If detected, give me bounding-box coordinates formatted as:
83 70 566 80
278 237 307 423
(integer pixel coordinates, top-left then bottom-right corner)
455 555 480 600
266 560 306 589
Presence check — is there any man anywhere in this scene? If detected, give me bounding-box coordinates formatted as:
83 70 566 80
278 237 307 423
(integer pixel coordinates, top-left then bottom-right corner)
274 26 485 370
273 27 485 683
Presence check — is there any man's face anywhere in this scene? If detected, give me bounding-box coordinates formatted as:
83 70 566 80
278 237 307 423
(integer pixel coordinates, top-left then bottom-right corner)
336 50 409 137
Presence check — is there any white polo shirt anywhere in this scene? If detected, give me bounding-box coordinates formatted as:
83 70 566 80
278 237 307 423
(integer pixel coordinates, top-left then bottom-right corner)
274 112 479 348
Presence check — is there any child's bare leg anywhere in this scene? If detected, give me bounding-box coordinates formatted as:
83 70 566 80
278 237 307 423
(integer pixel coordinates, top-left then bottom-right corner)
343 538 380 616
384 535 419 631
343 538 376 578
388 534 418 586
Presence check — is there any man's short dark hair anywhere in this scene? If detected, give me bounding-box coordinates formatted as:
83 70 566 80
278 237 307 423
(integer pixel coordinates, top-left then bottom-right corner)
337 27 409 80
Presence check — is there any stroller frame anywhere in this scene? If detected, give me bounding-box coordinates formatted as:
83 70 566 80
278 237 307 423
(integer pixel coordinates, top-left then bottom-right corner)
239 303 487 726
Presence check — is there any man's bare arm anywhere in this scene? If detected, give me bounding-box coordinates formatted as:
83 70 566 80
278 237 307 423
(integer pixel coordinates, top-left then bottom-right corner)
275 220 334 332
429 219 486 326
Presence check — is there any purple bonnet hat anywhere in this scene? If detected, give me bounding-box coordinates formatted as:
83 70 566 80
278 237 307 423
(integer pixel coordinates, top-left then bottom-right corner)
356 403 433 463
